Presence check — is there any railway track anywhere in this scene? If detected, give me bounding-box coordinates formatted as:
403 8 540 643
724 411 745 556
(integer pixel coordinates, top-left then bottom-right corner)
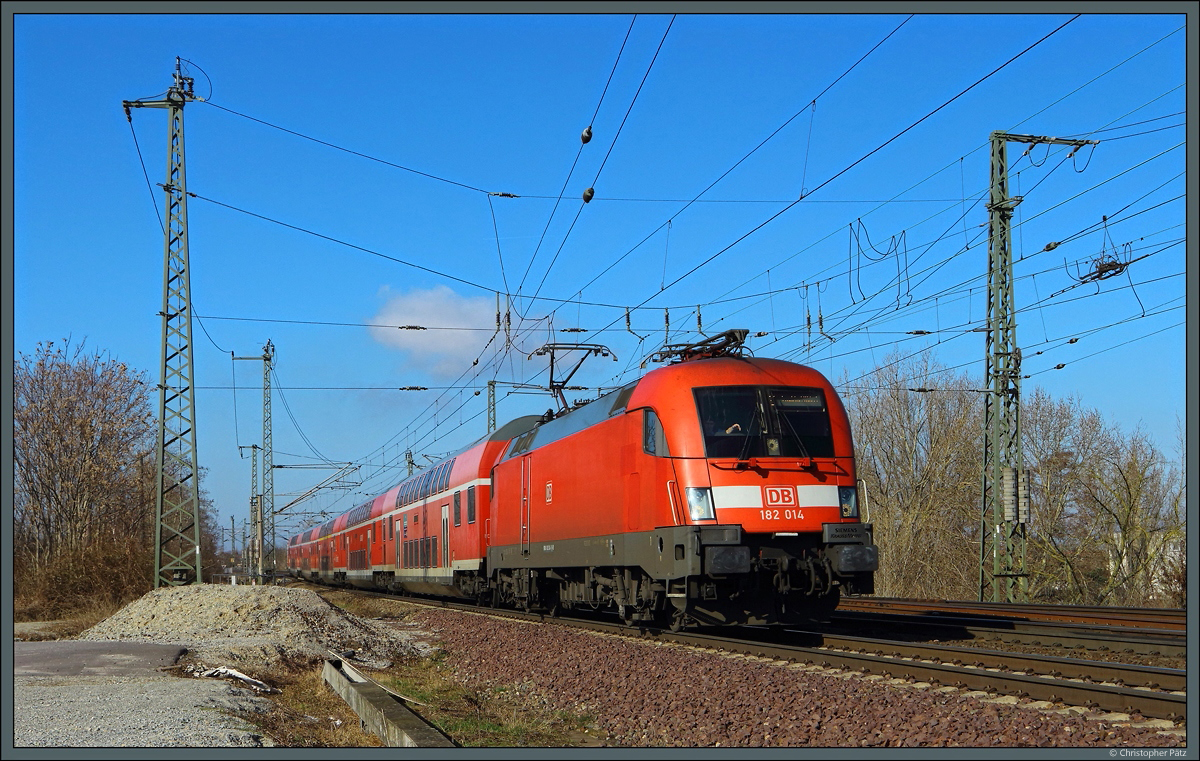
839 597 1186 631
830 610 1185 659
329 587 1186 722
831 604 1185 660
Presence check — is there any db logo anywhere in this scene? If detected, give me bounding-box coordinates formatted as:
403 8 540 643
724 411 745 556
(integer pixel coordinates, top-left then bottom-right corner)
764 486 797 507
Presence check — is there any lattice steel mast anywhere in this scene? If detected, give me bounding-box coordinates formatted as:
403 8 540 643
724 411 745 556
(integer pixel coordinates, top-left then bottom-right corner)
979 131 1093 603
261 340 276 579
125 59 204 587
235 341 274 581
238 444 261 579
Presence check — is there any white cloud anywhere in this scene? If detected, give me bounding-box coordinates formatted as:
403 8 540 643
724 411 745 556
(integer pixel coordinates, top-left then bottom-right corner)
367 285 496 376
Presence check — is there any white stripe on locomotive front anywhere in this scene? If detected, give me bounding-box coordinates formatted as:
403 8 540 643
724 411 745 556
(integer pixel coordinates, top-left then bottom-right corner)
711 484 838 509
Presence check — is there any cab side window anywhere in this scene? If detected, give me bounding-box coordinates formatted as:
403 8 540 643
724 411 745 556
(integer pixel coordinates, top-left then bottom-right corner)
643 409 670 457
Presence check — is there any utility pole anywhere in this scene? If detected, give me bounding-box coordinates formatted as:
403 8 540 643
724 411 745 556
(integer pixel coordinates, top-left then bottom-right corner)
235 341 274 582
125 59 204 588
979 131 1094 604
240 520 249 573
238 444 261 582
261 340 275 580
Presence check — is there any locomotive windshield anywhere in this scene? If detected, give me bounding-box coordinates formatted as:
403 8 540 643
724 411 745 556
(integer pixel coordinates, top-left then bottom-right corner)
694 385 834 459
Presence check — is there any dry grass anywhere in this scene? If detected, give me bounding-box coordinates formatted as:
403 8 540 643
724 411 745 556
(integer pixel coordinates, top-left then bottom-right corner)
240 651 600 748
260 585 602 747
248 668 384 747
13 597 127 640
375 655 600 747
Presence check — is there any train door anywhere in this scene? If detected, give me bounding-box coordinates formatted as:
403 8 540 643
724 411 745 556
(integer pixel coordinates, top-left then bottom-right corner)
394 518 402 568
421 503 428 574
441 503 450 569
520 454 531 556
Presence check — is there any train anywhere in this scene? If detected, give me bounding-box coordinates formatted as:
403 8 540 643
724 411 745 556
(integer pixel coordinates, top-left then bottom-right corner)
286 330 877 629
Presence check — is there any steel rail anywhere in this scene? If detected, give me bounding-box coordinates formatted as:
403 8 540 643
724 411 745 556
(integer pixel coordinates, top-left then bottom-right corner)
839 598 1186 631
771 630 1185 692
660 629 1186 721
831 610 1186 658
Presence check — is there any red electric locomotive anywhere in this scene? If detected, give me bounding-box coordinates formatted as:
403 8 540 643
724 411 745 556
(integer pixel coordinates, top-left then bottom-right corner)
287 330 877 628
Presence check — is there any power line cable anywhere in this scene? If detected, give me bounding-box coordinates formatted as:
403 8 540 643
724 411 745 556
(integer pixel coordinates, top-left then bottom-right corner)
272 365 336 465
706 75 1184 336
202 100 490 193
123 115 165 234
512 15 638 303
614 14 1083 324
525 15 676 310
189 192 499 293
569 15 915 299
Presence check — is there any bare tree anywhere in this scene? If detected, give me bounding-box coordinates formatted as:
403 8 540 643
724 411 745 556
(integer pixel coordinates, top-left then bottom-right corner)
14 339 156 578
1022 389 1185 607
1021 389 1109 603
844 349 1184 607
14 339 221 612
843 351 982 599
1074 426 1184 607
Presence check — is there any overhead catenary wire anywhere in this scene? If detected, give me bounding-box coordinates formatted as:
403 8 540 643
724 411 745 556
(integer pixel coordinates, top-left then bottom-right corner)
568 14 916 300
512 14 638 306
271 366 336 466
834 294 1184 394
190 192 500 294
692 78 1184 342
186 94 1180 357
202 100 491 194
585 13 1083 346
523 14 676 311
754 151 1184 361
200 18 1179 524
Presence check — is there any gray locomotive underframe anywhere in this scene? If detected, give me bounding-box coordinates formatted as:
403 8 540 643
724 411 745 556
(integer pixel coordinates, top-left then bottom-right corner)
484 524 876 625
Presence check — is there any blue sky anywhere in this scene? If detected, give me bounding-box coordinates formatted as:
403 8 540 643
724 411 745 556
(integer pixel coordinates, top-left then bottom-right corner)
11 10 1191 550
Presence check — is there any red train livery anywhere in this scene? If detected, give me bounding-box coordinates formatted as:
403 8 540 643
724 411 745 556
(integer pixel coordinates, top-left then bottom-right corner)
287 331 877 628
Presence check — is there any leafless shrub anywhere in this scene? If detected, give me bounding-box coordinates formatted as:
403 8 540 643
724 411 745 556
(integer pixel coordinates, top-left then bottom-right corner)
14 338 221 618
843 350 1184 608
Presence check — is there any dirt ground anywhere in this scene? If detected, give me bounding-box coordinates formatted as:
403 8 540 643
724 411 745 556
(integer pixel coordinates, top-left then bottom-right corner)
13 621 70 639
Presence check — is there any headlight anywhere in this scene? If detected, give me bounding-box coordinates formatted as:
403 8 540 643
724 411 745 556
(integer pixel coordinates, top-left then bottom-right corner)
838 486 859 518
685 487 715 521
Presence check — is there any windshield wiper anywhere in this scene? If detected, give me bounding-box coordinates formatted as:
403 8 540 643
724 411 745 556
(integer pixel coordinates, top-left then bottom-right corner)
776 406 811 458
736 402 762 461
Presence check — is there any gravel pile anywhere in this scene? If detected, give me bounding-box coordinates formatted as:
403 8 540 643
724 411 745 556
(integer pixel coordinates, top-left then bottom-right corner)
17 584 436 748
411 608 1185 748
80 584 431 672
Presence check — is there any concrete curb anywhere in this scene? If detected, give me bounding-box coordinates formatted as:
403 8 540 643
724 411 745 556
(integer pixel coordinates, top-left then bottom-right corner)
322 658 455 747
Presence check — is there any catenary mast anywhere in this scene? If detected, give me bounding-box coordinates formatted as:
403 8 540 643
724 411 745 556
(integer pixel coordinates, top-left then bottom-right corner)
979 131 1094 603
124 58 204 587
